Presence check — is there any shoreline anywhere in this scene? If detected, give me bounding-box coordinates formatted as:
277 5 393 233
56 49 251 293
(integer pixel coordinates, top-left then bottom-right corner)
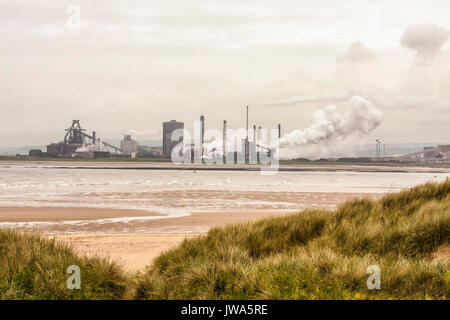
0 207 301 234
0 190 384 233
2 160 450 173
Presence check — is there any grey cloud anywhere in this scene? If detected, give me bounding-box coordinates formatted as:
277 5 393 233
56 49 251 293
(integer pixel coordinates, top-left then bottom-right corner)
400 24 449 64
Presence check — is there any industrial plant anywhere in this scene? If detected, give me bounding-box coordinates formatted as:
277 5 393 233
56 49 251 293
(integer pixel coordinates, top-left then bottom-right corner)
161 107 279 164
24 113 450 164
24 105 280 163
29 120 163 159
375 144 450 163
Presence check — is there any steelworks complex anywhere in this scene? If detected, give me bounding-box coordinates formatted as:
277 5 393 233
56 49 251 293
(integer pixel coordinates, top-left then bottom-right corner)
24 116 450 163
28 108 279 163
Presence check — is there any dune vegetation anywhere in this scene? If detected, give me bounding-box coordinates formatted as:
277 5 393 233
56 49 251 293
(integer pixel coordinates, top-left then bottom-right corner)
134 179 450 300
0 230 128 299
0 179 449 300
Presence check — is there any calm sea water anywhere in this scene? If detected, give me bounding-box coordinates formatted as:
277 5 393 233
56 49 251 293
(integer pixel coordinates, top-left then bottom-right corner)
0 165 448 233
0 166 448 214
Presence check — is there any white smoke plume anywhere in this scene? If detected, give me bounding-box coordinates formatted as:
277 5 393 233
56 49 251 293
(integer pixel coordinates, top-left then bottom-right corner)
279 96 384 160
400 24 449 65
258 90 353 107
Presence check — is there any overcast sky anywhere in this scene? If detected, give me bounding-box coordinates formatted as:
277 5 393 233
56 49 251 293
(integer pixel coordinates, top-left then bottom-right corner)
1 0 450 147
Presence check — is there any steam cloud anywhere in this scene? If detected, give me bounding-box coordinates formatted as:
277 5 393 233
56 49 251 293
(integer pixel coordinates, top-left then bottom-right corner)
259 91 353 107
263 23 450 114
259 43 374 108
400 24 449 64
279 96 384 160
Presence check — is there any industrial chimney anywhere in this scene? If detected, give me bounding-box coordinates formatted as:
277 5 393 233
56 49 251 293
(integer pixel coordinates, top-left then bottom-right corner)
245 106 249 163
200 115 205 158
223 120 227 162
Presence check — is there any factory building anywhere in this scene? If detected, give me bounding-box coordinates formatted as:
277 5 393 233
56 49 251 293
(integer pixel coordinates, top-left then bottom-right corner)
28 149 43 157
424 145 450 162
385 144 450 163
47 142 82 157
142 146 163 157
163 120 184 159
46 120 119 158
120 135 138 155
120 134 162 158
424 147 439 161
44 120 164 159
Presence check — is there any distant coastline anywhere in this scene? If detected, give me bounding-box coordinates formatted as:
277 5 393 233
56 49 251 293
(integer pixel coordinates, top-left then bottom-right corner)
2 159 450 173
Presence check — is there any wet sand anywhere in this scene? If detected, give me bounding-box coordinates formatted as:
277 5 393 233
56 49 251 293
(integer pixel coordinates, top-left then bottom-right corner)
0 208 305 233
0 191 383 233
0 207 160 222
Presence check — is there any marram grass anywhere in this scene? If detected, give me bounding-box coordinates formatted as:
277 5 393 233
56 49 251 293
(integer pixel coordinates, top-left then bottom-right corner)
1 179 449 300
0 230 128 299
134 179 450 300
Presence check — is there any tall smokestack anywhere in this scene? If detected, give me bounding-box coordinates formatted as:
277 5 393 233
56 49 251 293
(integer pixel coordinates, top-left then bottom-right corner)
200 115 205 158
246 106 249 139
245 106 249 162
92 131 96 144
223 120 227 162
258 126 262 147
253 125 256 143
278 124 281 139
375 140 378 157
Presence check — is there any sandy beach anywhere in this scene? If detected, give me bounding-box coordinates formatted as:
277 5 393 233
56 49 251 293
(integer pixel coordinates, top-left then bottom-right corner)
38 208 301 271
41 209 299 271
49 233 199 272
